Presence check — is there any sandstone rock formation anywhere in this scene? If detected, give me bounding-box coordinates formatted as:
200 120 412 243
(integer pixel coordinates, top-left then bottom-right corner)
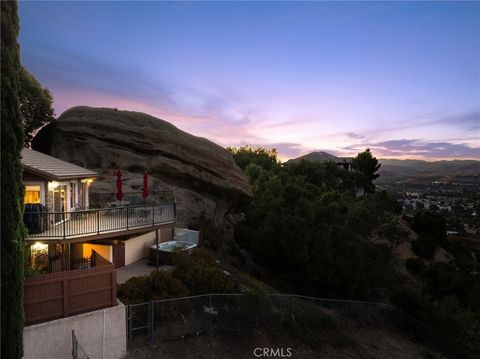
32 106 251 245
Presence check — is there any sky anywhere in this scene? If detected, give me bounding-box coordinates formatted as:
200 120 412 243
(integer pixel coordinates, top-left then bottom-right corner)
19 1 480 161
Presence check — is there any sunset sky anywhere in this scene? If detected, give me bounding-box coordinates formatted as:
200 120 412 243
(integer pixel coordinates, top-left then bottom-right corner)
19 1 479 161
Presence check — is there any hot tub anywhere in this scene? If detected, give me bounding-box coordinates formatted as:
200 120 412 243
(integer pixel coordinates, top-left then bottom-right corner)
149 241 197 265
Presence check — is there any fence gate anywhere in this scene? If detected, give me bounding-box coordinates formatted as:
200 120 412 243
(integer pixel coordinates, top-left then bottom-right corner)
126 301 154 351
72 330 90 359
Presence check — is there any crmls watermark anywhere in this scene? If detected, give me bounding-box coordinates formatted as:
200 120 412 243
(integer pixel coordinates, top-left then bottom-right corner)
253 348 293 357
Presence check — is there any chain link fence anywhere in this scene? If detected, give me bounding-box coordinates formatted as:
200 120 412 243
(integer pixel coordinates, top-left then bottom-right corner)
126 293 438 352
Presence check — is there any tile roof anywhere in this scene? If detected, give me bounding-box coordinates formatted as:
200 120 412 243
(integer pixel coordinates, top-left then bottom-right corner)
21 148 98 180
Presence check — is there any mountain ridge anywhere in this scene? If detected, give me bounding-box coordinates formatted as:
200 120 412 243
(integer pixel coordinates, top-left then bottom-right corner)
286 151 480 184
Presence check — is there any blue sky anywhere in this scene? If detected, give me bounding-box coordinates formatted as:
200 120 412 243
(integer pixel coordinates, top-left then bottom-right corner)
19 1 480 160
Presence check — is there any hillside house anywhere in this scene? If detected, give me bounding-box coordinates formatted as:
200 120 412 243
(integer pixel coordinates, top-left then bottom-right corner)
21 149 177 325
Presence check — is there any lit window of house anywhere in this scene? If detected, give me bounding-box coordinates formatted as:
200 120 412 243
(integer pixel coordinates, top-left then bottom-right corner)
24 185 41 204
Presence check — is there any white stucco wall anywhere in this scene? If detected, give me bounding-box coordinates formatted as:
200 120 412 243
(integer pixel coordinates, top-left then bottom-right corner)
124 231 156 266
23 301 126 359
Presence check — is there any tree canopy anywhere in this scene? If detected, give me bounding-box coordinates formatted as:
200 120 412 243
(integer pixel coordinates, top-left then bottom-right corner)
231 146 480 358
19 66 55 146
1 1 26 357
227 145 279 172
352 148 381 193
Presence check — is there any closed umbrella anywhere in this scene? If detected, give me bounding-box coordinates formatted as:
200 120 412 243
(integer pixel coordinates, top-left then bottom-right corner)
116 170 123 201
143 170 149 201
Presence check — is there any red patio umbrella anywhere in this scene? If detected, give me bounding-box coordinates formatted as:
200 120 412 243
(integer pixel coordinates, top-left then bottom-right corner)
143 170 149 201
116 170 123 201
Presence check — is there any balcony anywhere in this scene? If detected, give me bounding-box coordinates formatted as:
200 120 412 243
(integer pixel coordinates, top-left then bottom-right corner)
24 202 176 241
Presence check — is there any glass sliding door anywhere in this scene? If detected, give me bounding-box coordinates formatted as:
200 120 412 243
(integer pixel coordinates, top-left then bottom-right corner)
53 184 67 223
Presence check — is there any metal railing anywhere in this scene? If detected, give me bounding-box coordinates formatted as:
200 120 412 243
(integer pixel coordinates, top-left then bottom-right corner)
90 191 175 208
26 250 112 274
24 203 176 239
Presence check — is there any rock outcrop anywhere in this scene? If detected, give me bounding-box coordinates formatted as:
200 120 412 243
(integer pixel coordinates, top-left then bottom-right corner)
32 106 251 245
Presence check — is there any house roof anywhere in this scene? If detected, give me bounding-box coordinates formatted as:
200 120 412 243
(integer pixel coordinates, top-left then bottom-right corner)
21 148 98 181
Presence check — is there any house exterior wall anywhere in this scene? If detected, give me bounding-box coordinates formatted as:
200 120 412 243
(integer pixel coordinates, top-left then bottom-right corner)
83 243 113 262
124 231 156 266
23 300 126 359
160 227 173 242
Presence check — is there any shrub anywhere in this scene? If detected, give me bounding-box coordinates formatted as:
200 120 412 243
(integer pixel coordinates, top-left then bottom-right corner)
118 276 152 304
406 258 426 275
173 250 236 294
411 211 446 245
411 235 438 258
150 271 189 300
118 271 189 304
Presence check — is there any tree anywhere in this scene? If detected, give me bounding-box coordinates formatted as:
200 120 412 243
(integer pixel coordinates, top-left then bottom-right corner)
352 148 381 193
227 145 279 172
1 1 26 357
19 67 55 146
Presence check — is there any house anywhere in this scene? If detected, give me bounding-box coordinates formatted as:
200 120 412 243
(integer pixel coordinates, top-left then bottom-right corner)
21 149 179 325
22 148 98 212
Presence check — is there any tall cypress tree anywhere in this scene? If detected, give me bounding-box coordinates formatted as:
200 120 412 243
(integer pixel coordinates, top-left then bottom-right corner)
1 1 26 357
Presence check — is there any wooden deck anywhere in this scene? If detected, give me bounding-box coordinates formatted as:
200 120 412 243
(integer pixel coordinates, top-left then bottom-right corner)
25 203 175 242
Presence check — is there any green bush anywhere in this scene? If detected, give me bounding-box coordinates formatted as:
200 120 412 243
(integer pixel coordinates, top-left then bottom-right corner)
118 277 152 303
411 211 446 245
411 235 438 258
173 250 236 294
405 258 426 275
150 271 189 300
118 270 189 304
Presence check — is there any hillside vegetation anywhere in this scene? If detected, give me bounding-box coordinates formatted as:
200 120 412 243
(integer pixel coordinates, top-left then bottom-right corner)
229 146 480 359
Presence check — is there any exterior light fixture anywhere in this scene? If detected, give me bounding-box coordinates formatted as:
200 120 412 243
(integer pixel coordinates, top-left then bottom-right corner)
31 242 48 252
48 181 59 190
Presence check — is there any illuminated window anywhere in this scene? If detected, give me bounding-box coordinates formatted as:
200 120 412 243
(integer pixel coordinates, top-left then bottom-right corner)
24 185 41 204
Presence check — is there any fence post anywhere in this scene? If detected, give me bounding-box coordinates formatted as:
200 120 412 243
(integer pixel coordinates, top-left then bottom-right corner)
126 207 129 230
72 330 77 359
63 278 69 318
97 210 100 234
150 300 155 345
62 211 66 239
152 205 155 226
126 305 130 352
208 295 212 333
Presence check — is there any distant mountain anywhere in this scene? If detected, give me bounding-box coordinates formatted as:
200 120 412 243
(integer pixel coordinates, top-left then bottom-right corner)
285 151 351 164
377 159 480 184
285 151 480 184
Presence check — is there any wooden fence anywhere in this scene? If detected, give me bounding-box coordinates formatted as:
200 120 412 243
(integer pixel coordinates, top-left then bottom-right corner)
24 263 117 326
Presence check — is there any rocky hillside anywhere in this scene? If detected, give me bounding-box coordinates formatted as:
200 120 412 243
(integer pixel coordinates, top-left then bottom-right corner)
32 106 252 244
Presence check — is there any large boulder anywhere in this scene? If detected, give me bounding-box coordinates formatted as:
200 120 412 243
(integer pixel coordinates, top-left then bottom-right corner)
32 106 251 244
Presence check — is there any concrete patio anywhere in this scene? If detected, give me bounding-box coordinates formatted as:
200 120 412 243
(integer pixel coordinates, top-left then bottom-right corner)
116 258 174 284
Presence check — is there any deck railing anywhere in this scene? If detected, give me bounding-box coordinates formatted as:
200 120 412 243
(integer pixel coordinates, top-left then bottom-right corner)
90 190 175 208
24 203 176 240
